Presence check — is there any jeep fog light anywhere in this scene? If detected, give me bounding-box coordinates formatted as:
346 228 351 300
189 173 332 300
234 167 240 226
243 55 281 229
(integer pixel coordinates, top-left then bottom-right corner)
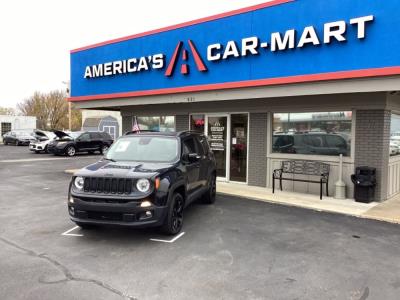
136 179 150 193
74 176 84 190
69 197 74 204
140 201 152 208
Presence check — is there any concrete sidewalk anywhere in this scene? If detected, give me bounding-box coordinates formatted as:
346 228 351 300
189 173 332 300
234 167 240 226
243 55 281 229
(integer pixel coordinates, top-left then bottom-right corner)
217 182 400 224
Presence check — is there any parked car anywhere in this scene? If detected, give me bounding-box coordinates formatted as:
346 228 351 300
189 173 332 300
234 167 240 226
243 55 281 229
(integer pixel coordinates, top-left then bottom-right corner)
2 131 36 146
29 130 57 153
68 131 217 235
273 132 349 156
47 131 113 157
390 141 400 156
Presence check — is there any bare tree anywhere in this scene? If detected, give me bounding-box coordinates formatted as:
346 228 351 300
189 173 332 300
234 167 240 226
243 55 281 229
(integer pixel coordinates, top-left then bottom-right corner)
17 90 82 130
0 106 16 116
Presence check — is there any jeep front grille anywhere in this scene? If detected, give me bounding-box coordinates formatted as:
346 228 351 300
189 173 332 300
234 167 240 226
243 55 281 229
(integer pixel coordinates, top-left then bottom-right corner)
83 177 133 194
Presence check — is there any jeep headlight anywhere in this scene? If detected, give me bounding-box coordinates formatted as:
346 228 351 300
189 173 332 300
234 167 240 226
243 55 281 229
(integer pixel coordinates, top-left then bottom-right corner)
57 141 67 146
74 176 84 190
136 179 150 193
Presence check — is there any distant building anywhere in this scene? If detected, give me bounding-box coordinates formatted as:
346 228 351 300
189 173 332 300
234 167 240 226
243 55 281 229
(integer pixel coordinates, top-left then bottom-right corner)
81 110 122 140
0 115 37 142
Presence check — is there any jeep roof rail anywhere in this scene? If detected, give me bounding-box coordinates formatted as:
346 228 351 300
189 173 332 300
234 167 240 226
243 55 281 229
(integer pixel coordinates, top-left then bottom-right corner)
124 129 160 135
177 130 204 137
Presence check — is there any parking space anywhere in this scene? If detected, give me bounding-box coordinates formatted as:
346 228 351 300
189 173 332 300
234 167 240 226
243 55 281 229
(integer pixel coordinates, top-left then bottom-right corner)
1 145 400 300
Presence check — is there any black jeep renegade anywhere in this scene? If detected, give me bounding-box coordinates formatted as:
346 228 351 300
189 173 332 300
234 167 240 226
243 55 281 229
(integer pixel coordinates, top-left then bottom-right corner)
68 131 217 235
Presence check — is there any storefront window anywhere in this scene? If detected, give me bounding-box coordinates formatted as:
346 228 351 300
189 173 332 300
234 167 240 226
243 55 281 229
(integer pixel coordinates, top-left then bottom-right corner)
190 114 205 133
272 111 352 156
390 113 400 156
136 116 175 132
160 116 175 132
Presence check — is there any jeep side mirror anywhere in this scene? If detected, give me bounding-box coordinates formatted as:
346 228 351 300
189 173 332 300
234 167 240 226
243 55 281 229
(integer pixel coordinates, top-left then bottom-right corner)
188 153 201 163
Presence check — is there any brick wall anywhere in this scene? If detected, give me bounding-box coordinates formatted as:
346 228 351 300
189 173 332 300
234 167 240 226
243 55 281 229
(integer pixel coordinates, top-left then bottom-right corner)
248 113 268 187
122 116 132 134
175 115 189 131
355 110 391 201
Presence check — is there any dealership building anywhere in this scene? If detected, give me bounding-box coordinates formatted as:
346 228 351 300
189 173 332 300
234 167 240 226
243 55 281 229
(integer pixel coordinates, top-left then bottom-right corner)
69 0 400 202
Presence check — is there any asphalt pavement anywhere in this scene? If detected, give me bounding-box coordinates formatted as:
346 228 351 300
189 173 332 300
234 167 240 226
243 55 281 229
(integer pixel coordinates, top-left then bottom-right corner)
0 144 400 300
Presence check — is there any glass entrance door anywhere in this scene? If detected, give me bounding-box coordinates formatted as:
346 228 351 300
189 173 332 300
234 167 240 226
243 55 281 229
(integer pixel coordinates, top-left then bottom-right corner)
230 114 248 182
207 115 228 180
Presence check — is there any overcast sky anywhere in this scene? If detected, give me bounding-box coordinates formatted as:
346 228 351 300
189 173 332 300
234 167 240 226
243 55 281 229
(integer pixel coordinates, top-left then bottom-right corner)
0 0 271 108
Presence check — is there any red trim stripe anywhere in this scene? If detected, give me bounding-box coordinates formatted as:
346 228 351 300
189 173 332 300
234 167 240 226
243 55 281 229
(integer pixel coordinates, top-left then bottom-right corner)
70 0 294 53
68 66 400 102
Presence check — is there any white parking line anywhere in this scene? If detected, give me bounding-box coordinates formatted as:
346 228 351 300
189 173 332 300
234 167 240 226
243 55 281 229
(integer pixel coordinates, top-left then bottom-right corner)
61 226 84 237
150 232 185 243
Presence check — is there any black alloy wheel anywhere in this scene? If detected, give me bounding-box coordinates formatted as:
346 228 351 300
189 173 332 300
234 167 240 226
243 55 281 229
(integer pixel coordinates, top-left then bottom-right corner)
202 173 216 204
162 193 184 235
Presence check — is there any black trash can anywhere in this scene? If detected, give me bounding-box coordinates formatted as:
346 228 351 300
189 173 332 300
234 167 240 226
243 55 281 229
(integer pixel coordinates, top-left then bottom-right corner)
351 167 376 203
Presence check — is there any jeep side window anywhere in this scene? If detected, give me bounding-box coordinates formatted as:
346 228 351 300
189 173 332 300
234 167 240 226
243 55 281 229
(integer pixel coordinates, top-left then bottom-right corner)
182 138 197 156
197 136 209 155
195 137 206 156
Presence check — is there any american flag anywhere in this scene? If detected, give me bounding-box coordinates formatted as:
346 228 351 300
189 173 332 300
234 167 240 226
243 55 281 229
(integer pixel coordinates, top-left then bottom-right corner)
132 116 140 132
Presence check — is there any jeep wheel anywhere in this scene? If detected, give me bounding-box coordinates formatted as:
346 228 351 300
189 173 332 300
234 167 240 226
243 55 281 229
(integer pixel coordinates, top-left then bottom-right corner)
66 146 76 157
202 174 216 204
161 192 184 235
3 141 7 145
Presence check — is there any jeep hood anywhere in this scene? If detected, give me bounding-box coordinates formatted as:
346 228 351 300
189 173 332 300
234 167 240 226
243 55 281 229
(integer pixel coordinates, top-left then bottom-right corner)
74 160 176 178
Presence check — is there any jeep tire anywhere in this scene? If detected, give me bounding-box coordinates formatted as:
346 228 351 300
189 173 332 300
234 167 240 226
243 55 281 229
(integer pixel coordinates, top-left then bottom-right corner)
202 174 216 204
161 192 184 235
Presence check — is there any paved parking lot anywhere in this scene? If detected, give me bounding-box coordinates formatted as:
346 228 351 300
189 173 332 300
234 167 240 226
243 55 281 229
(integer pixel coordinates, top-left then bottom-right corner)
1 144 400 300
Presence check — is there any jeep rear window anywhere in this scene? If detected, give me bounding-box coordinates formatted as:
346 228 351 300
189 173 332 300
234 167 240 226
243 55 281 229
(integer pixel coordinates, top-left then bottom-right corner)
105 136 179 162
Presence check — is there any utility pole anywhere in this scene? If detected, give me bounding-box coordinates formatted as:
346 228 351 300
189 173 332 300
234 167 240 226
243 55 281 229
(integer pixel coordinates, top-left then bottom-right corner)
62 81 71 130
68 101 72 131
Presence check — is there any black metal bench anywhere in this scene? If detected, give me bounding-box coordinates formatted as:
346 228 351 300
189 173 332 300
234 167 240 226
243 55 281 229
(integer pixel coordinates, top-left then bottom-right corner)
272 160 330 200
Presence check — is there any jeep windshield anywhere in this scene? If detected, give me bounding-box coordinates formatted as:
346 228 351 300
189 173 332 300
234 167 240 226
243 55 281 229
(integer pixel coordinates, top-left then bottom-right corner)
105 136 179 163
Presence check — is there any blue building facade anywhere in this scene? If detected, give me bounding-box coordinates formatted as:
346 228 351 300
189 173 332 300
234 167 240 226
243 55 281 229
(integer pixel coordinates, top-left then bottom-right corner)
70 0 400 201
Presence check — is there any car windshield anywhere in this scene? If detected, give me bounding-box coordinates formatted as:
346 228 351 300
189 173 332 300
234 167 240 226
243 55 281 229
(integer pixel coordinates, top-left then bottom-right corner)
105 136 179 162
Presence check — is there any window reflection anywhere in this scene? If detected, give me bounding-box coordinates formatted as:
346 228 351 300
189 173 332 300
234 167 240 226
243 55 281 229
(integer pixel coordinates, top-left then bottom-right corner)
272 112 352 156
135 116 175 132
390 114 400 156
